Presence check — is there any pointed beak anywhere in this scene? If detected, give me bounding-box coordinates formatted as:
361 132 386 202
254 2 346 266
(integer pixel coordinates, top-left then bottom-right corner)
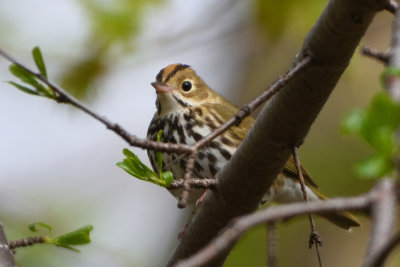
151 82 174 93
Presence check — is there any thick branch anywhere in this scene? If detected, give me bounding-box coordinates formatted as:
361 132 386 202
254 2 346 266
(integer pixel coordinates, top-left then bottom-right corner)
166 0 385 266
0 222 16 267
363 179 398 267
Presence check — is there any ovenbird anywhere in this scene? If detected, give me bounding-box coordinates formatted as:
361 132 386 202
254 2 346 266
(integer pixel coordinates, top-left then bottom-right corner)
147 63 360 230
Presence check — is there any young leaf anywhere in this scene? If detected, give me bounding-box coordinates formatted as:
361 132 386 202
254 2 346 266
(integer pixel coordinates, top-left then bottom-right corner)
9 64 38 86
354 154 393 179
156 130 164 176
161 171 173 186
8 81 39 96
32 46 47 78
29 222 52 234
46 225 93 253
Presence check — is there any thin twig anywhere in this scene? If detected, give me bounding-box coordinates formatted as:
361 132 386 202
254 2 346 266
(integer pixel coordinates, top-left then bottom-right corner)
267 222 276 267
0 48 194 155
175 181 377 267
292 147 322 266
8 236 45 250
168 178 217 190
178 152 197 208
361 46 390 65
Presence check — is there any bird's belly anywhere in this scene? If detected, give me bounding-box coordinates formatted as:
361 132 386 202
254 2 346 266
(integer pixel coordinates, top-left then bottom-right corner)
263 174 319 203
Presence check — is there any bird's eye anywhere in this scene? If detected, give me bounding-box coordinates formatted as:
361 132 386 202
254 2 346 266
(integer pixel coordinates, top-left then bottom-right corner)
181 81 192 92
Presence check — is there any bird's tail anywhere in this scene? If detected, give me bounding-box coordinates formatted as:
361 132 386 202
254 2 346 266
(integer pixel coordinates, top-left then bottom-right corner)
311 188 361 230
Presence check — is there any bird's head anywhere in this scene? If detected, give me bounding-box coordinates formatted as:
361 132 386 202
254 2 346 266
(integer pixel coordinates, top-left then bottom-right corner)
151 64 219 115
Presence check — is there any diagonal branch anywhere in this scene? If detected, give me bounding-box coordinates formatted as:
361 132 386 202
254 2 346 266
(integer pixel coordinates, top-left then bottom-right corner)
166 0 385 266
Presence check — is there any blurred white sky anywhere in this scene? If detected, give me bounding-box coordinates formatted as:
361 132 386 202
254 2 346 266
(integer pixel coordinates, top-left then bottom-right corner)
0 0 252 266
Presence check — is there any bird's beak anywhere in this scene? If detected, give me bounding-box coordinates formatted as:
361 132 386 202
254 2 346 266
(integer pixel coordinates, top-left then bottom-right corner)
151 82 174 93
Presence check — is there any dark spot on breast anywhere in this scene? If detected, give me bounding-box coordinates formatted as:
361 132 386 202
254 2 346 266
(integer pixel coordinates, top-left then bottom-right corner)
209 163 218 176
194 161 204 172
209 141 220 149
207 153 217 163
219 148 232 161
220 136 233 146
192 132 203 141
205 116 217 129
180 159 187 169
169 135 177 144
198 152 206 160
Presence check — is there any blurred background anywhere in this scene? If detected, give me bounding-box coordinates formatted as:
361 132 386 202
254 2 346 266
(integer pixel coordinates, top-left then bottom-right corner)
0 0 398 266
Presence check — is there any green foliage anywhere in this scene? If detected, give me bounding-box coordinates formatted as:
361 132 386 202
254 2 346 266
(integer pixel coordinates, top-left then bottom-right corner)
117 130 173 187
342 91 400 179
28 222 93 253
8 47 55 99
60 0 162 99
253 0 324 40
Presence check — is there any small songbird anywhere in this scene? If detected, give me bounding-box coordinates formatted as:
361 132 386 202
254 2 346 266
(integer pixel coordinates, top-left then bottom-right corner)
147 63 360 230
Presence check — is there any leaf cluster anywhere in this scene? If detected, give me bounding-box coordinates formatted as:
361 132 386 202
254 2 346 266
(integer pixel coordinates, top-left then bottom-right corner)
117 130 173 187
8 47 55 99
28 222 93 253
342 79 400 179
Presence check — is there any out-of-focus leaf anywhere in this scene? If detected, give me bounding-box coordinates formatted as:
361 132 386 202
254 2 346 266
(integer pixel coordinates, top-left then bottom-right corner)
354 155 393 179
341 109 365 134
46 225 93 253
29 222 52 234
9 64 38 86
8 82 39 96
32 46 47 78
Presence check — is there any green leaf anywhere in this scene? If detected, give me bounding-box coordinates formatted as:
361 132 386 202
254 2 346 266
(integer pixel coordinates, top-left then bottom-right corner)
8 81 39 96
117 148 173 187
29 222 52 234
9 64 38 86
161 171 173 186
156 130 163 176
380 66 400 89
341 109 365 134
46 225 93 253
354 155 393 179
32 46 47 78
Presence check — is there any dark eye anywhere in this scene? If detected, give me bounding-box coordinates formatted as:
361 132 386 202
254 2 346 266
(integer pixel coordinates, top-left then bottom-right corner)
181 81 192 92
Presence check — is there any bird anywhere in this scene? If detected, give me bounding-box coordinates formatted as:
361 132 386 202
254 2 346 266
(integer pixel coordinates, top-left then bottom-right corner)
147 63 360 230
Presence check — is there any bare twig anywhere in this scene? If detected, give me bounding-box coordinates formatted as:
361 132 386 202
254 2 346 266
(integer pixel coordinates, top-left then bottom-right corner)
178 153 198 208
267 222 276 267
292 147 322 266
168 178 217 190
361 46 390 65
0 48 194 155
8 236 45 250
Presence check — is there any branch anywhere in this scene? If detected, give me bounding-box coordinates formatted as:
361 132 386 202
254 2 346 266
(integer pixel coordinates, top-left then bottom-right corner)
166 0 385 265
175 180 380 267
0 222 16 267
363 179 398 267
